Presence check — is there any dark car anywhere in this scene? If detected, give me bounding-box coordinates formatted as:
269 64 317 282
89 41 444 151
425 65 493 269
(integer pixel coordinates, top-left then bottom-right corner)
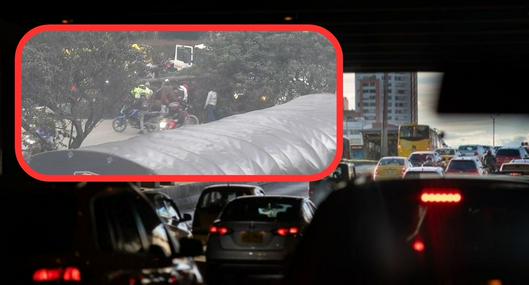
144 191 193 239
284 178 529 284
495 147 529 168
2 182 203 285
192 184 265 244
206 196 315 284
309 160 355 206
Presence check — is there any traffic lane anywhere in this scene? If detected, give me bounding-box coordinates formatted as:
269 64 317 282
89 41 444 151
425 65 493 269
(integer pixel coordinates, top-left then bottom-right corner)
81 119 139 147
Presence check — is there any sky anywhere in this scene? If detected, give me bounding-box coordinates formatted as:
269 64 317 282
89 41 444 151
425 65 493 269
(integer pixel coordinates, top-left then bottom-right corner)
344 72 529 147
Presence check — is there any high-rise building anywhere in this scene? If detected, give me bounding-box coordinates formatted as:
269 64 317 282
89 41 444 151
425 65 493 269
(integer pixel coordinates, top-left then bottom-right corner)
355 73 418 125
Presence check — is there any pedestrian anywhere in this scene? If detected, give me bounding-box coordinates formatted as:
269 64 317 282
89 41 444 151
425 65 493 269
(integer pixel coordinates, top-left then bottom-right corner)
483 149 497 173
204 90 218 123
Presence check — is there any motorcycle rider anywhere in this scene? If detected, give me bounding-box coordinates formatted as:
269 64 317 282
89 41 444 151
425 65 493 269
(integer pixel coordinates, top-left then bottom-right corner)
483 149 497 173
131 83 155 134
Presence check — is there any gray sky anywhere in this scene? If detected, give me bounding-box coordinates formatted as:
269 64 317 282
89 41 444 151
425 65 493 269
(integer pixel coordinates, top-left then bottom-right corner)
344 72 529 147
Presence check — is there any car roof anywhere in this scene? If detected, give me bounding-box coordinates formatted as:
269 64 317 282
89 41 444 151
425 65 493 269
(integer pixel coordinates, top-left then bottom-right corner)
203 183 263 190
451 156 480 161
379 156 407 160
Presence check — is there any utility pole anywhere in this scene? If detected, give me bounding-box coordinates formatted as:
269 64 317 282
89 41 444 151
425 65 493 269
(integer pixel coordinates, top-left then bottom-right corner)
491 114 497 147
381 73 388 157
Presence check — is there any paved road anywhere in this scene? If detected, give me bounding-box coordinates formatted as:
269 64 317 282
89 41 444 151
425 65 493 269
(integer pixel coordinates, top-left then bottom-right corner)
81 119 140 147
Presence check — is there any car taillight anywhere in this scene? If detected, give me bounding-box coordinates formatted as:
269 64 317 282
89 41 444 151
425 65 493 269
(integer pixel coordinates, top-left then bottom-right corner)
412 239 425 253
276 227 300 236
33 267 81 283
209 226 231 236
420 188 462 203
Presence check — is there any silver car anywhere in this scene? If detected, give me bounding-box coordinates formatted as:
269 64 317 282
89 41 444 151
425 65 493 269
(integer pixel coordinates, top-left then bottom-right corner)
205 196 315 283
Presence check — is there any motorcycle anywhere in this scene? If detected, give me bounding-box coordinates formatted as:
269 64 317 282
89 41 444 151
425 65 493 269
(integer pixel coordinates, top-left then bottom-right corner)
112 105 162 133
158 102 199 130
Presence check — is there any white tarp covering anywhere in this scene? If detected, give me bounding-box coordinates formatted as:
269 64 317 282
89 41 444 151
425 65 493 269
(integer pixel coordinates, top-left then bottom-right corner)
34 94 337 175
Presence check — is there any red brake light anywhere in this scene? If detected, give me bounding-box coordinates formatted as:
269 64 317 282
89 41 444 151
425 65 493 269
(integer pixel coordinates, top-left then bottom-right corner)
33 269 62 282
33 267 81 283
420 188 462 203
412 240 425 252
209 226 230 236
63 267 81 282
276 227 300 236
277 228 288 236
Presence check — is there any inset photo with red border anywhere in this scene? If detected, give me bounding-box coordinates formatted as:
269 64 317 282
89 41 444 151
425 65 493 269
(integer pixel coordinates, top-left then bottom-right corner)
15 25 343 182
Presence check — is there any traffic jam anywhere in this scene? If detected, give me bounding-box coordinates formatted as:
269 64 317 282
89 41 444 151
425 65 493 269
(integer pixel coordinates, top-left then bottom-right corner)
6 5 529 285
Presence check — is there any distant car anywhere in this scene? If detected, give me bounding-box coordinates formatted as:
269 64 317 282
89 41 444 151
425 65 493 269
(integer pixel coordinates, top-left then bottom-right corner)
206 196 315 284
458 144 486 159
495 147 529 168
435 148 459 167
373 156 413 181
445 156 486 176
403 166 445 179
3 182 204 285
192 184 265 244
408 151 443 167
498 158 529 176
144 191 193 240
309 160 356 206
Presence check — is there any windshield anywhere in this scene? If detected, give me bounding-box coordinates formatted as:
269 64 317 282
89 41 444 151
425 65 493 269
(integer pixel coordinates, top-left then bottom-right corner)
399 125 430 140
496 149 520 156
447 160 477 172
379 158 404 166
436 149 455 155
220 198 301 222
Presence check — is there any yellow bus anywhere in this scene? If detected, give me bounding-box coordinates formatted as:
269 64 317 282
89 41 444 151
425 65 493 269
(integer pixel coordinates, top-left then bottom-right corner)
398 124 443 157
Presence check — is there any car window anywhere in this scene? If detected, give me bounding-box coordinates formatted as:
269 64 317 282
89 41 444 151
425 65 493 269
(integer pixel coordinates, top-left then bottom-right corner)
379 159 404 166
404 171 442 179
200 190 243 209
496 149 520 156
132 196 173 258
448 160 477 171
221 198 301 222
163 199 181 220
93 194 144 254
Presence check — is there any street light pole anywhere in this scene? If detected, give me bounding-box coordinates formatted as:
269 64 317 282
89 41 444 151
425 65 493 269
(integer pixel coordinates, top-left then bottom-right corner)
491 114 496 147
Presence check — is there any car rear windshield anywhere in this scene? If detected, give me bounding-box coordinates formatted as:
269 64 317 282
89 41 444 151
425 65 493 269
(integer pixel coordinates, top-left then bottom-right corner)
436 149 455 155
496 149 520 156
220 198 301 222
379 159 404 166
199 187 255 209
459 145 477 151
448 160 477 171
404 172 442 179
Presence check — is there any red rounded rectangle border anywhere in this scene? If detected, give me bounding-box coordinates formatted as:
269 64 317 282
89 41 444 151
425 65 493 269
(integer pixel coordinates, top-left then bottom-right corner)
15 24 344 182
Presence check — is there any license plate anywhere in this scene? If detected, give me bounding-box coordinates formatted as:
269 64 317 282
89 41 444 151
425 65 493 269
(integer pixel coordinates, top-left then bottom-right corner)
241 231 264 244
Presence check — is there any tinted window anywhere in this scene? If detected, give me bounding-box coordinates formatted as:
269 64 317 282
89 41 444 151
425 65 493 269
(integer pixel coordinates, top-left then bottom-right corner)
447 160 477 172
199 188 253 209
436 149 455 155
94 194 143 254
404 171 442 179
496 149 520 156
459 145 477 151
221 198 301 222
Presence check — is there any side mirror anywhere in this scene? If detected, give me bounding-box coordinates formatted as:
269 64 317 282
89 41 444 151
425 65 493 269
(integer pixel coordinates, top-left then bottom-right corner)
178 238 204 257
181 213 192 222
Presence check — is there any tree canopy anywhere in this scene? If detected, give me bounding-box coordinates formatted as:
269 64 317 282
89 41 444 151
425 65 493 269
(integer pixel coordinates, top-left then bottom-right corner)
22 32 150 152
187 32 337 117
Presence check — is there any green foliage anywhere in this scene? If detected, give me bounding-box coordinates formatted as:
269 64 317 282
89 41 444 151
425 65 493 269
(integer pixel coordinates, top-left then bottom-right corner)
187 32 336 118
22 32 150 150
